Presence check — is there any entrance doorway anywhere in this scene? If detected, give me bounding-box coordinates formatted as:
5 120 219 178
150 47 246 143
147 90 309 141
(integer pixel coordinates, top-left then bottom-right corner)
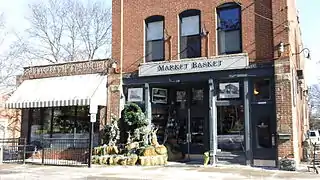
251 103 277 166
172 84 209 159
216 105 246 164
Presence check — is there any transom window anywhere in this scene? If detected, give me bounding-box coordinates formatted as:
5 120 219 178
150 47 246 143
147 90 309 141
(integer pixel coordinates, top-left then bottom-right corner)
145 15 164 62
179 9 201 59
217 3 242 55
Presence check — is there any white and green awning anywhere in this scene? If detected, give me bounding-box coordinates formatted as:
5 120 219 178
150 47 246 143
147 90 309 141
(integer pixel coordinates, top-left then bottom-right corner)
5 74 107 109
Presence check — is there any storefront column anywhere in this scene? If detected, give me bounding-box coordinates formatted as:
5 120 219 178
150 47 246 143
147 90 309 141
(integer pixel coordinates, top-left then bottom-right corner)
243 78 252 165
144 83 152 128
208 79 217 166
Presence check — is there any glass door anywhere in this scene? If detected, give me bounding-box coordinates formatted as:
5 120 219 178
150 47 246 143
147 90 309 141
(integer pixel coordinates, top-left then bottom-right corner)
188 87 206 154
174 85 208 158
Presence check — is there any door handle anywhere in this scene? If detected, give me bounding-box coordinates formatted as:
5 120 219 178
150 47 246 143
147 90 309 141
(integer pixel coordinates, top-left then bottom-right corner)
272 133 276 147
186 133 191 143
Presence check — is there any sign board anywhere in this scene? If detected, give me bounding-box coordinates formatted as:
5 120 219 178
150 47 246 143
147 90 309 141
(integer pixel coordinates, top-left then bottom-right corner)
89 104 98 114
90 113 97 123
138 54 249 77
23 59 109 78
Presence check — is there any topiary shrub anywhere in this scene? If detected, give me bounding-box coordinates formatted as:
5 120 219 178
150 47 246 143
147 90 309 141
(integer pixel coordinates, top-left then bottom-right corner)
119 103 149 143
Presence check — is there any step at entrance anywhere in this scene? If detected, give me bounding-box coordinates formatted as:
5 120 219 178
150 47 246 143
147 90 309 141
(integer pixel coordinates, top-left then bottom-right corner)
216 151 246 165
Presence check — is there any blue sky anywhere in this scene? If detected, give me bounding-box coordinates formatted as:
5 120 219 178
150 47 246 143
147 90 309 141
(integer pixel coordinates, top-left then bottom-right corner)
296 0 320 85
0 0 319 85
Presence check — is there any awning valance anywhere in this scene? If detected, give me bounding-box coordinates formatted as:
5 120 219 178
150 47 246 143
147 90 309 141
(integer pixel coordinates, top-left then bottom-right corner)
5 74 107 109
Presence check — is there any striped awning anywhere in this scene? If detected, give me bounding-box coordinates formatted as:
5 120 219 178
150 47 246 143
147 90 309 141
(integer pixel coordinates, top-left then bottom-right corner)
5 74 107 109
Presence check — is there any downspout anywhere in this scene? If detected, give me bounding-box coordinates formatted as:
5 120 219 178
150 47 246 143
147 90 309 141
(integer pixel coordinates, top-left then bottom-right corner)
119 0 125 118
206 33 210 58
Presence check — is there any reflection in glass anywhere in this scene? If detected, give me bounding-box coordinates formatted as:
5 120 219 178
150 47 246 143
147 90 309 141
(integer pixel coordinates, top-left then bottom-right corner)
256 116 272 149
192 88 204 105
217 105 244 151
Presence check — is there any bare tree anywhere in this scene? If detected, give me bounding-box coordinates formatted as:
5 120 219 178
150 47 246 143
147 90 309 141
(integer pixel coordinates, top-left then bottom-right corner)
19 0 112 63
308 84 320 129
0 14 23 137
0 13 24 91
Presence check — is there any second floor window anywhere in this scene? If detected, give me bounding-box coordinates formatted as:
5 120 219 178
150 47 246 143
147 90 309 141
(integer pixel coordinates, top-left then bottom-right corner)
217 3 242 55
179 9 201 59
145 16 164 62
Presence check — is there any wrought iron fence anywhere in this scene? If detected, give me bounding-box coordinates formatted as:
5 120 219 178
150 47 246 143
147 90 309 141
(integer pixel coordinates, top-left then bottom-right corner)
0 138 90 166
0 138 26 164
28 138 90 166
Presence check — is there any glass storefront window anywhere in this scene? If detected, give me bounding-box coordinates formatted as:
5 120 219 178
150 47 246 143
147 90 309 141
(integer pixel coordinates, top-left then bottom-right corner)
253 79 271 101
30 106 100 139
217 105 244 152
75 106 90 133
52 107 75 134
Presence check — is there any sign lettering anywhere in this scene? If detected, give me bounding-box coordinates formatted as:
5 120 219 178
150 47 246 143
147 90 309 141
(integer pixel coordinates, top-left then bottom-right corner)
139 54 249 77
24 60 109 78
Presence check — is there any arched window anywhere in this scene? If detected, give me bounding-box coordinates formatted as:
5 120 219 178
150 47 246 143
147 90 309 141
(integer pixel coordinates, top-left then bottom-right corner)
145 15 165 62
217 3 242 55
179 9 201 59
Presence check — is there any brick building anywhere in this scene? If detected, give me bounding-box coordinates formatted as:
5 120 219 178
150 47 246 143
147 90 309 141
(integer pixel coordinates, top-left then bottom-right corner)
110 0 309 167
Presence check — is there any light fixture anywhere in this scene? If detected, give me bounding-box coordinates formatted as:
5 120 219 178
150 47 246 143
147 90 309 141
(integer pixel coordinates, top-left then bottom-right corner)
292 48 311 59
111 61 117 69
279 42 284 54
201 24 209 37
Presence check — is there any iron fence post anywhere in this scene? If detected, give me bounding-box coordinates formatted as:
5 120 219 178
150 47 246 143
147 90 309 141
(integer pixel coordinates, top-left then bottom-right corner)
42 145 45 165
88 122 94 168
23 138 26 164
0 144 3 164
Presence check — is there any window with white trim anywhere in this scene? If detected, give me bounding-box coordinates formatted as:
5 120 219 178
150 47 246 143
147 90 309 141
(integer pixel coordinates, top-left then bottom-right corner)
217 3 242 55
145 16 164 62
179 9 201 59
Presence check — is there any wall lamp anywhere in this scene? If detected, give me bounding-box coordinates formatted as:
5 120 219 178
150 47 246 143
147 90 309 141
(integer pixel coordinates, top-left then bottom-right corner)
279 42 285 54
201 24 209 37
292 48 311 59
303 89 309 96
109 59 120 74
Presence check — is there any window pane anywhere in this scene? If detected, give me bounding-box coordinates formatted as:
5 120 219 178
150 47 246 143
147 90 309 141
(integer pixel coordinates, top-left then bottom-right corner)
146 21 163 40
75 106 90 133
181 15 200 36
256 116 272 149
52 107 75 134
253 79 271 101
218 30 241 54
180 35 201 59
42 108 52 135
218 7 240 31
30 108 41 142
146 40 164 61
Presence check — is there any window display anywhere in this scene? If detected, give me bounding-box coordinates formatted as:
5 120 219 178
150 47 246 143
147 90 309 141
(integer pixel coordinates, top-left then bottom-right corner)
152 88 168 104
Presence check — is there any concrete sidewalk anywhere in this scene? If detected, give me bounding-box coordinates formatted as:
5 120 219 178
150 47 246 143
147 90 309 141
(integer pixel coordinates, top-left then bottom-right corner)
0 163 319 180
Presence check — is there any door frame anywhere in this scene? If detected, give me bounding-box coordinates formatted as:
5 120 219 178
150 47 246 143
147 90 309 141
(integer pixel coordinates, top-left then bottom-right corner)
249 77 277 167
172 83 209 156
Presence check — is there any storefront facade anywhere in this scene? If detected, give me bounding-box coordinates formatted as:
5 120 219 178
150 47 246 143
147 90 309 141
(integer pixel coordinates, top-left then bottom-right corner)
5 59 112 148
111 0 309 167
122 54 277 165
